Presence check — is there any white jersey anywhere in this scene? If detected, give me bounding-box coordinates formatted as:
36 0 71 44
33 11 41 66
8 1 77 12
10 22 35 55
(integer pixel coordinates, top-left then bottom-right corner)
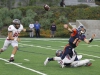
29 24 34 29
7 24 23 40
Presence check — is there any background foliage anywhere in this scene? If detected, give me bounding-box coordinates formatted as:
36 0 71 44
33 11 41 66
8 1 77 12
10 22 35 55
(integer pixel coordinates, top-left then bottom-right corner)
0 4 100 37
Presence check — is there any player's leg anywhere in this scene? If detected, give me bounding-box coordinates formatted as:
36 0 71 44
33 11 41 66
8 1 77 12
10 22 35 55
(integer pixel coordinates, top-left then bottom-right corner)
60 47 77 68
77 55 82 60
9 41 18 62
0 40 10 53
71 59 91 67
44 57 61 66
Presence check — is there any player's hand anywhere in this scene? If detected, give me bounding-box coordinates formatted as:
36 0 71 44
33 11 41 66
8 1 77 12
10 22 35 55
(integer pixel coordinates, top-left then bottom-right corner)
64 24 68 29
23 28 26 32
92 34 96 39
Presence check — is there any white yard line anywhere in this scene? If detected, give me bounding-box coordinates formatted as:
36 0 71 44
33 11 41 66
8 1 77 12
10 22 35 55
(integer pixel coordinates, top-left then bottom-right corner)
88 59 95 61
5 63 22 64
24 59 30 61
19 43 100 59
0 58 47 75
19 43 57 50
21 41 31 42
79 53 100 59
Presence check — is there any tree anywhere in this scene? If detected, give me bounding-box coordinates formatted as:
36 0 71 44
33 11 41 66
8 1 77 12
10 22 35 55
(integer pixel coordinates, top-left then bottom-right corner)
10 9 22 19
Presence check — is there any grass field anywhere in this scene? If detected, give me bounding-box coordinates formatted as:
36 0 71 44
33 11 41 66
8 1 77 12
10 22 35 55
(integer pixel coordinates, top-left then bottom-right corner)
0 38 100 75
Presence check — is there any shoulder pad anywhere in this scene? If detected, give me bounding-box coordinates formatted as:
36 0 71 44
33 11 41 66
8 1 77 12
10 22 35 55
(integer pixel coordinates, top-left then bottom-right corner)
8 25 14 31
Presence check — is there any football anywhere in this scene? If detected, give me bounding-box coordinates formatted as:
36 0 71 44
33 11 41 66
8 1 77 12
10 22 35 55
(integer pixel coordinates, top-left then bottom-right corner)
44 4 50 11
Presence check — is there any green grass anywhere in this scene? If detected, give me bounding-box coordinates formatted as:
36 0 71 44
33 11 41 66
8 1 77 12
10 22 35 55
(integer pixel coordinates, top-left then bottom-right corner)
0 38 100 75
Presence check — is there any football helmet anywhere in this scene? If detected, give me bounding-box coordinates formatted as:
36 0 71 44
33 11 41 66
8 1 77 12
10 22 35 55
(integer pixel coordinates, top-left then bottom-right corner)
13 19 20 25
56 50 63 57
12 19 21 29
77 25 86 34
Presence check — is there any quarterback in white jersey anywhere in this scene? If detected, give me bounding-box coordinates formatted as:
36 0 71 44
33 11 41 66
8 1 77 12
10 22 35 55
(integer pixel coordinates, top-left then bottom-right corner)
0 19 32 62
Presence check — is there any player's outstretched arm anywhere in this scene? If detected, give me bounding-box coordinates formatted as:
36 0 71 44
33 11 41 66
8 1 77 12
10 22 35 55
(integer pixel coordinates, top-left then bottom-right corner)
64 24 73 32
23 28 33 32
84 34 95 44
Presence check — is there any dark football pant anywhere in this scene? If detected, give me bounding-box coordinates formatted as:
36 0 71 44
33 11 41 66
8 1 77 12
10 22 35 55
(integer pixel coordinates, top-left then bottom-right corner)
61 45 78 61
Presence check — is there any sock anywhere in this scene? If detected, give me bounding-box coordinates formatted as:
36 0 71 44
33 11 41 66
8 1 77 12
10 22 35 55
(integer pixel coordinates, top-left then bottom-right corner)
48 58 54 61
54 57 61 61
11 54 14 57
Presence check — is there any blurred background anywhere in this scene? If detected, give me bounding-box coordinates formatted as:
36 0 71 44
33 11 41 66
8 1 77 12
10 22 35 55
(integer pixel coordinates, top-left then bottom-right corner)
0 0 100 38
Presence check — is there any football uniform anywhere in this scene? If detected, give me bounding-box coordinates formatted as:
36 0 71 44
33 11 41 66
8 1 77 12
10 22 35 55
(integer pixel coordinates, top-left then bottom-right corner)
56 50 82 64
61 28 86 61
1 24 23 51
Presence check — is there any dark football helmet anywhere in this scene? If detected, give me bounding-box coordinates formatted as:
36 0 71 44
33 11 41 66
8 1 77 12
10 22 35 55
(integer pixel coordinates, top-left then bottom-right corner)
77 25 86 34
56 50 63 57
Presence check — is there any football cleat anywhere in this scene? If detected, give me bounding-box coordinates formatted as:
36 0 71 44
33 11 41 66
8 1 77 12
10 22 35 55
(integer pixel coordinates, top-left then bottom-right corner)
9 57 14 62
44 57 49 66
85 62 92 66
60 60 65 68
60 64 65 68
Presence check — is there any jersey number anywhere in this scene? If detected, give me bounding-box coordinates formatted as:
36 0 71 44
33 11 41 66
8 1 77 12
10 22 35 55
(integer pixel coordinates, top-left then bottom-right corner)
13 32 19 37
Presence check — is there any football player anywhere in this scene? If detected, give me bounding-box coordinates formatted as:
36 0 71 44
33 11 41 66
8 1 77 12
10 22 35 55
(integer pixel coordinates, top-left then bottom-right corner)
44 24 95 68
0 19 32 62
44 50 91 68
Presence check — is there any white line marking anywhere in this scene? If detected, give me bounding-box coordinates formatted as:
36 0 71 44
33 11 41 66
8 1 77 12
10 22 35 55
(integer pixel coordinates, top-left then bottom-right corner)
24 59 30 61
5 63 22 64
19 43 56 51
88 45 100 47
88 59 95 61
61 46 65 47
0 58 47 75
79 53 100 58
21 41 31 42
19 43 100 59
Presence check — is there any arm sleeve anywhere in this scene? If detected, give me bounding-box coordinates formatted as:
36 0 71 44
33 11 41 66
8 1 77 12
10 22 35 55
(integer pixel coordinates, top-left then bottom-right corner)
8 26 13 32
71 29 77 37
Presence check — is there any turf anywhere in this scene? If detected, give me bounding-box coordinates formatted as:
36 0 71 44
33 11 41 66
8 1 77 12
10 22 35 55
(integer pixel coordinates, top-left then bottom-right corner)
0 38 100 75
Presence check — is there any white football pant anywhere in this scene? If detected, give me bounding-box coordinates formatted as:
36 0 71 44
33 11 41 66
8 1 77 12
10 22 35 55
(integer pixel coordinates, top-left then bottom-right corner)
71 59 90 67
1 40 18 51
